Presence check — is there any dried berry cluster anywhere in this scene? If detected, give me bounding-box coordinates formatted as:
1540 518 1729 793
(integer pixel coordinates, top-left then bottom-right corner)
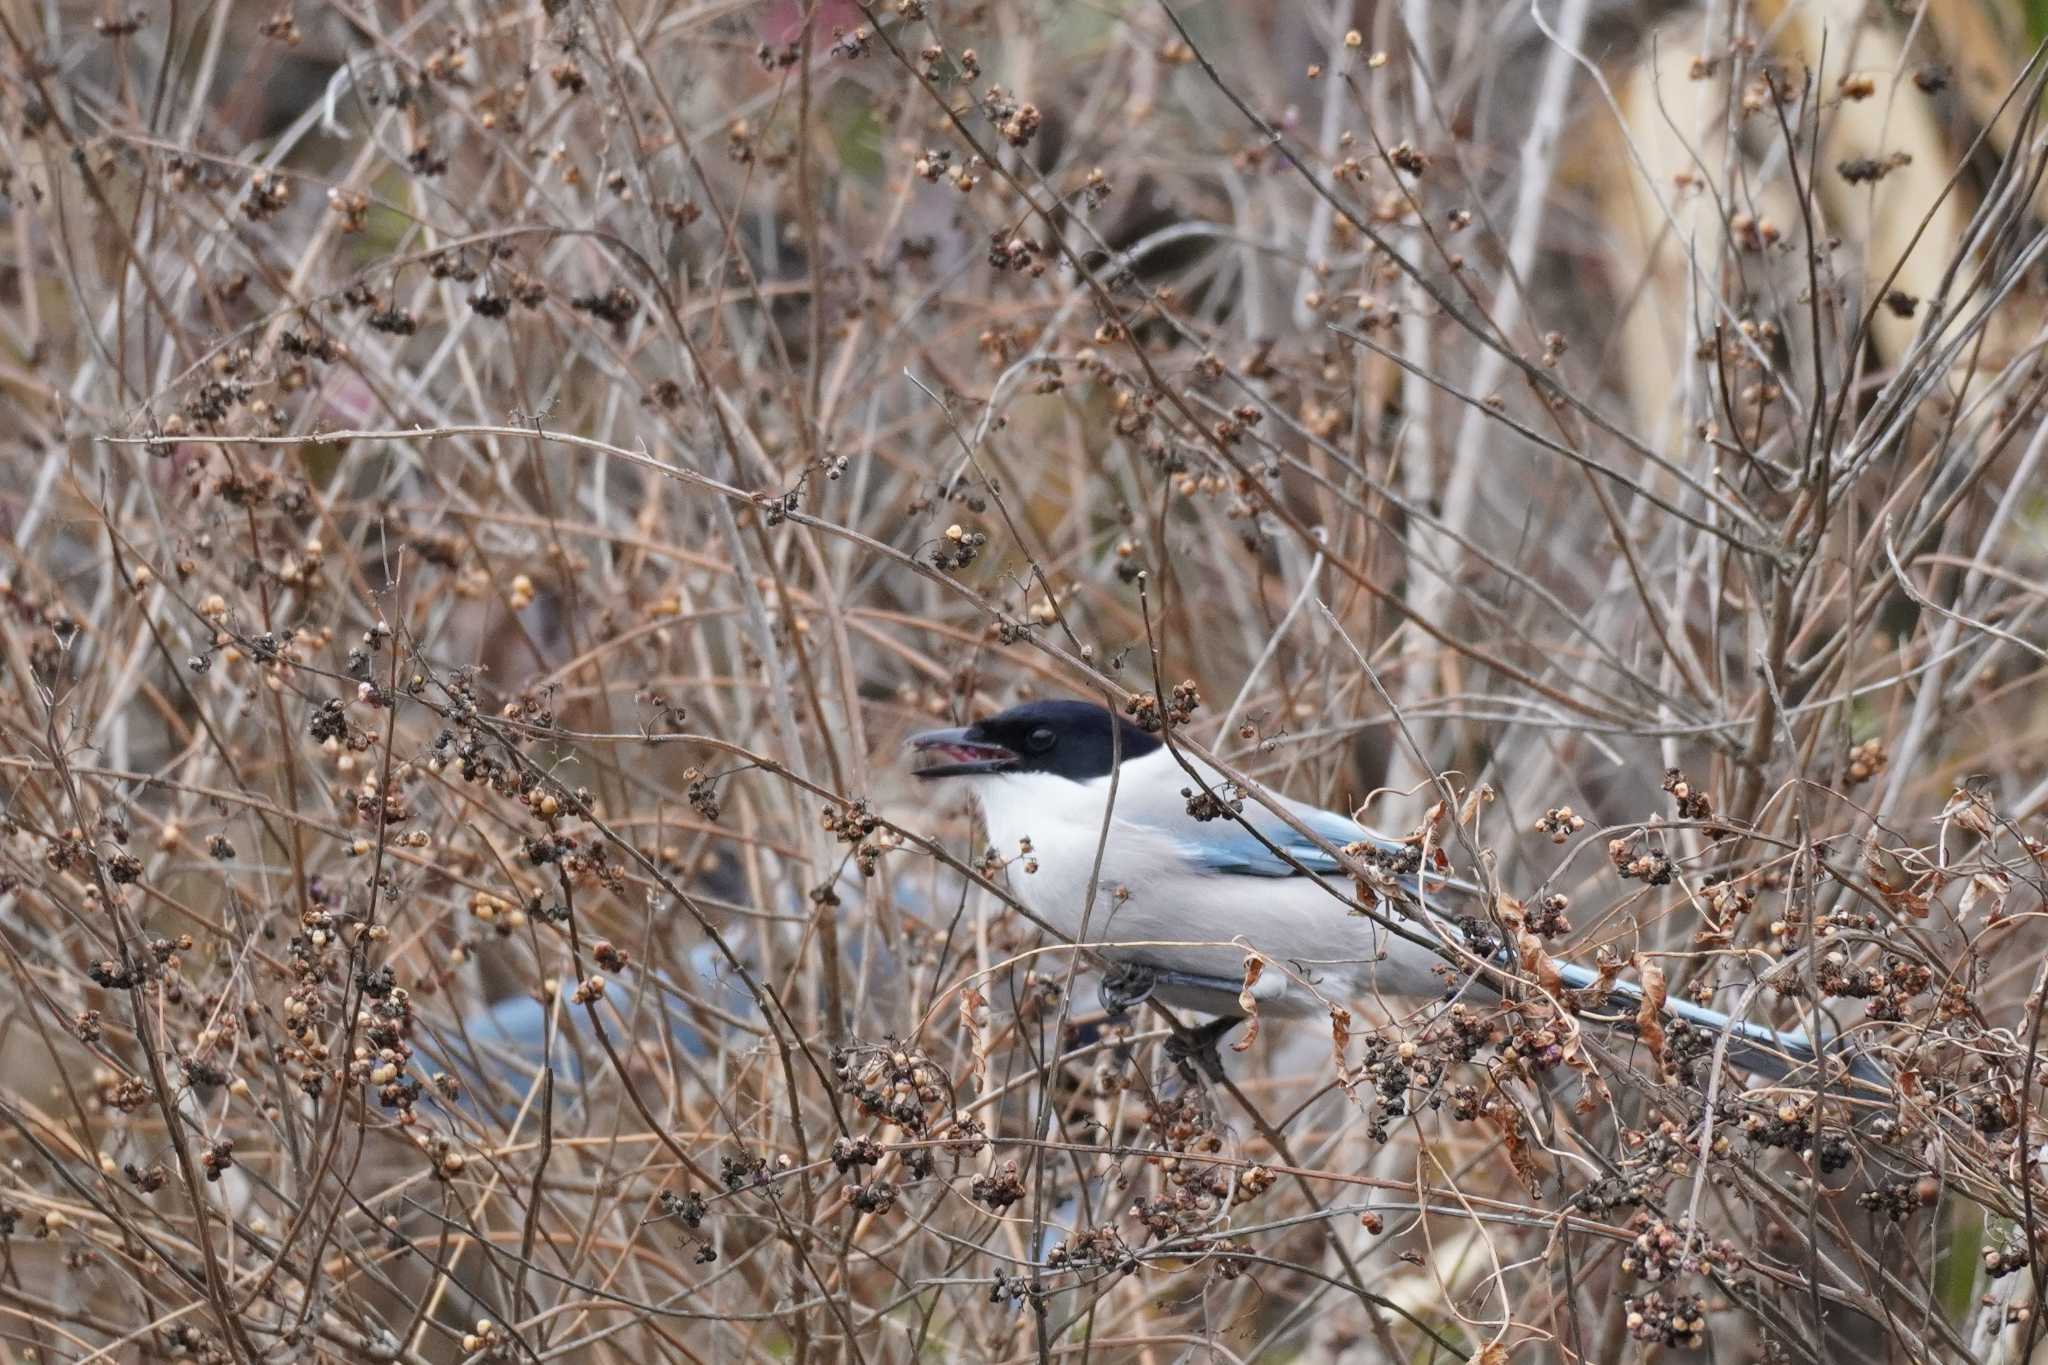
1815 952 1932 1019
834 1041 951 1158
1047 1222 1137 1274
822 798 899 876
1344 1030 1453 1141
1625 1291 1710 1349
1533 806 1587 844
1608 834 1676 886
1125 681 1200 732
1619 1215 1738 1283
1181 780 1245 822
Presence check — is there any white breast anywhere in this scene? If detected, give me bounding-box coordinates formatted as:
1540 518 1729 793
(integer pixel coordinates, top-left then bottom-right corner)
959 770 1447 1019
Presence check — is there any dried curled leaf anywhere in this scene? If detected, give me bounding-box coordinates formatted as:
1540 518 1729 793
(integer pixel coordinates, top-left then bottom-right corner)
1232 954 1264 1053
1866 856 1931 918
1581 944 1624 1006
1516 929 1564 996
1484 1092 1542 1193
1634 956 1669 1081
1572 1058 1614 1116
959 982 990 1091
1940 786 1998 840
1329 1003 1353 1074
1960 871 2012 923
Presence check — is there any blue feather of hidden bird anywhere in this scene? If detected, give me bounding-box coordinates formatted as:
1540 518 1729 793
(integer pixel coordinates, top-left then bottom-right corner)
414 942 756 1118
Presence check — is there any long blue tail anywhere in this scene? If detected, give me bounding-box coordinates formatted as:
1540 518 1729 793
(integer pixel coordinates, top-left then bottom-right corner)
1392 869 1889 1092
1552 960 1889 1092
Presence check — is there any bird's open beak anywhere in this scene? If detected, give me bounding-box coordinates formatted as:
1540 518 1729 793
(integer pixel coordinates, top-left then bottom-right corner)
908 725 1017 778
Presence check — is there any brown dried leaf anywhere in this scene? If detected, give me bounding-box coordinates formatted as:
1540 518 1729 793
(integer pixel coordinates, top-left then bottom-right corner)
1573 1063 1614 1116
1232 955 1264 1053
1941 786 1998 840
959 983 989 1091
1551 1000 1609 1114
1516 930 1564 996
1961 871 2013 924
1484 1094 1542 1193
1865 857 1932 918
1634 956 1669 1081
1595 948 1625 993
1579 944 1623 1008
1329 1003 1353 1074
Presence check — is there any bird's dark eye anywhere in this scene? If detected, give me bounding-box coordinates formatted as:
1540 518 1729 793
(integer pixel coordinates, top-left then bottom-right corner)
1027 727 1057 753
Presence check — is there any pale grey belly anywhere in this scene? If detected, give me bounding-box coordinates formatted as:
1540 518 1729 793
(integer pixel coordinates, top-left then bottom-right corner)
1011 859 1451 1018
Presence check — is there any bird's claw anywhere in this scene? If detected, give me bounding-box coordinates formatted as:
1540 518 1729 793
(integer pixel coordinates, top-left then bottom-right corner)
1163 1016 1240 1085
1100 962 1160 1018
1100 965 1243 1084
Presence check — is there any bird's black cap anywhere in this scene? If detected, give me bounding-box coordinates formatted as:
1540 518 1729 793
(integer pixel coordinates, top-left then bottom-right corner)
909 699 1162 782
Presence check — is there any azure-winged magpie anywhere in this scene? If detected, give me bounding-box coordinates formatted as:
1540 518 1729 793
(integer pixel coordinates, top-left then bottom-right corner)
912 698 1883 1088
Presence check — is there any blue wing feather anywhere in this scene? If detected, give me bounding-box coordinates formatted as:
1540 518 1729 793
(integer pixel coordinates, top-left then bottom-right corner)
1181 803 1395 878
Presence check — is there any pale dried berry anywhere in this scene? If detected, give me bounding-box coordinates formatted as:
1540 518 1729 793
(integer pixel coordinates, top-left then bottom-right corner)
1534 807 1586 843
1845 737 1888 785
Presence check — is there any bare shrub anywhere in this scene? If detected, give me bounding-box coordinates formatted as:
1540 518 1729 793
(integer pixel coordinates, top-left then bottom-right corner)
2 1 2047 1361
